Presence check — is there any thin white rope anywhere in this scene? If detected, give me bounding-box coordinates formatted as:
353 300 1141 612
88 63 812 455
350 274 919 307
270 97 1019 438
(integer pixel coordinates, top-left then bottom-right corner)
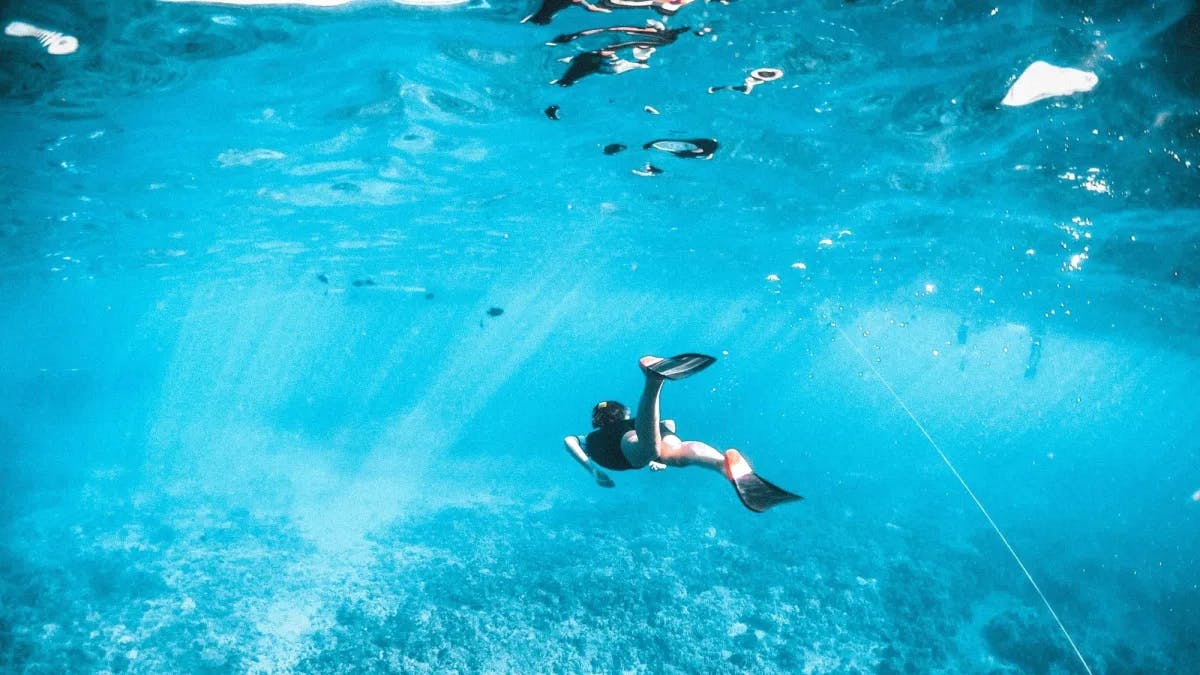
831 320 1093 675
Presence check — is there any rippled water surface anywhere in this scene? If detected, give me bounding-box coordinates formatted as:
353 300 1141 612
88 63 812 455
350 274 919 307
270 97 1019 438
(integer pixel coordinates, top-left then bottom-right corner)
2 0 1198 672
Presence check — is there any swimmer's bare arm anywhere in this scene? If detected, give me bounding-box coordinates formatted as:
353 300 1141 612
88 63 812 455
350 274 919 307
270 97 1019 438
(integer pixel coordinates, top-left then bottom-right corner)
563 435 615 487
573 0 612 13
602 0 655 8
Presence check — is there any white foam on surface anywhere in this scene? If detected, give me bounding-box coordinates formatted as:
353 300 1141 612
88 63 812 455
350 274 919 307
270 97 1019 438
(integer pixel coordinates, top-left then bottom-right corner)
5 21 78 55
159 0 471 5
217 148 286 167
1001 61 1098 107
160 0 354 6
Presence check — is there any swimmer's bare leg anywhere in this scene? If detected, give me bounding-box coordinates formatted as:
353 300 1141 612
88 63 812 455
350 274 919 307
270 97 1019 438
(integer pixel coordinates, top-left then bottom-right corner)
619 356 667 467
658 439 726 473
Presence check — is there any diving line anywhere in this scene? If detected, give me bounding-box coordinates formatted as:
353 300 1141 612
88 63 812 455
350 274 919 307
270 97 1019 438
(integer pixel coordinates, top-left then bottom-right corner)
831 320 1093 675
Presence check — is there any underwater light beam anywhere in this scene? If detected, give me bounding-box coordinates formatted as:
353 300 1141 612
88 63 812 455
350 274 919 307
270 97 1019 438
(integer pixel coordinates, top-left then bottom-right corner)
830 319 1094 675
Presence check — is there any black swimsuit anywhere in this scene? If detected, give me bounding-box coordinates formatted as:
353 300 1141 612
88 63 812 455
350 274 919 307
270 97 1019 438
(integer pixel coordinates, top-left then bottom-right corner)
584 418 675 471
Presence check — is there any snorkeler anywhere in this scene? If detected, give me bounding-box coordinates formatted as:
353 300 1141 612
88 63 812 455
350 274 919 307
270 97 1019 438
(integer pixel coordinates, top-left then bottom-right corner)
563 354 802 512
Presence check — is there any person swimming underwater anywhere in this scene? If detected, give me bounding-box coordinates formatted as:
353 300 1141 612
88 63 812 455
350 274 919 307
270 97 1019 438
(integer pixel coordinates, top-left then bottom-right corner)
562 354 802 512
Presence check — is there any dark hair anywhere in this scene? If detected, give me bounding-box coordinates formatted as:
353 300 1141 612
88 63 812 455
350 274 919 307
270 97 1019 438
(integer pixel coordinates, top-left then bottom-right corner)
591 400 629 428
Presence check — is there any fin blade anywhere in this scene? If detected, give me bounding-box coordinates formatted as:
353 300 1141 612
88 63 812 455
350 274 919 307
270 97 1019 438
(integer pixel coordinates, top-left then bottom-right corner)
644 352 717 380
731 473 803 513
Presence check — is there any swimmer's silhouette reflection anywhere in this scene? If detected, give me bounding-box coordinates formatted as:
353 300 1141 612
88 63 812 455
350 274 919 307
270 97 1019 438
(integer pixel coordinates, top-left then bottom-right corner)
548 22 688 87
523 0 695 25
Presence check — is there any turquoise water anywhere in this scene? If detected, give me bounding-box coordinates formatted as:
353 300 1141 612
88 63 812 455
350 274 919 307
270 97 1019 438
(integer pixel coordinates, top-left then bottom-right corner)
2 0 1198 672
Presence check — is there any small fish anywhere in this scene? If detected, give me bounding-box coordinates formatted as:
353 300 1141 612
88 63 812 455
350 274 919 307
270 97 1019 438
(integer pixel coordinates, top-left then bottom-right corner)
317 273 329 284
352 278 376 287
487 307 504 317
603 143 627 155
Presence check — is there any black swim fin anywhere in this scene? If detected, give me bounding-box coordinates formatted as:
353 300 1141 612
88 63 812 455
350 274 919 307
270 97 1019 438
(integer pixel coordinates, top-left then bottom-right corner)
724 450 803 513
643 353 717 381
522 0 571 25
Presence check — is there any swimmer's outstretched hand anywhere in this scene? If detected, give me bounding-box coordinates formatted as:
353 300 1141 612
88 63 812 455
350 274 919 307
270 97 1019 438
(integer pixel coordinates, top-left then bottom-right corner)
648 461 667 472
595 470 615 488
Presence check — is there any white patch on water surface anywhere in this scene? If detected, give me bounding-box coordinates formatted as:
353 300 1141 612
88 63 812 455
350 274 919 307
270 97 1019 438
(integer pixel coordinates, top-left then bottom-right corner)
650 140 694 153
1001 61 1098 107
160 0 471 4
290 159 369 176
218 148 285 167
162 0 353 5
5 21 78 55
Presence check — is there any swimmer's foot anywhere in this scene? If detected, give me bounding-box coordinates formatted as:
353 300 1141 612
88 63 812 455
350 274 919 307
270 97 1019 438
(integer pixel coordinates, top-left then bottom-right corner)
723 448 753 481
724 449 803 513
639 353 717 381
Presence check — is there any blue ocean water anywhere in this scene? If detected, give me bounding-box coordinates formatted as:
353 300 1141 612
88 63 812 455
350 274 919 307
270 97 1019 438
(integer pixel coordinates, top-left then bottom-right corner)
2 0 1198 672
